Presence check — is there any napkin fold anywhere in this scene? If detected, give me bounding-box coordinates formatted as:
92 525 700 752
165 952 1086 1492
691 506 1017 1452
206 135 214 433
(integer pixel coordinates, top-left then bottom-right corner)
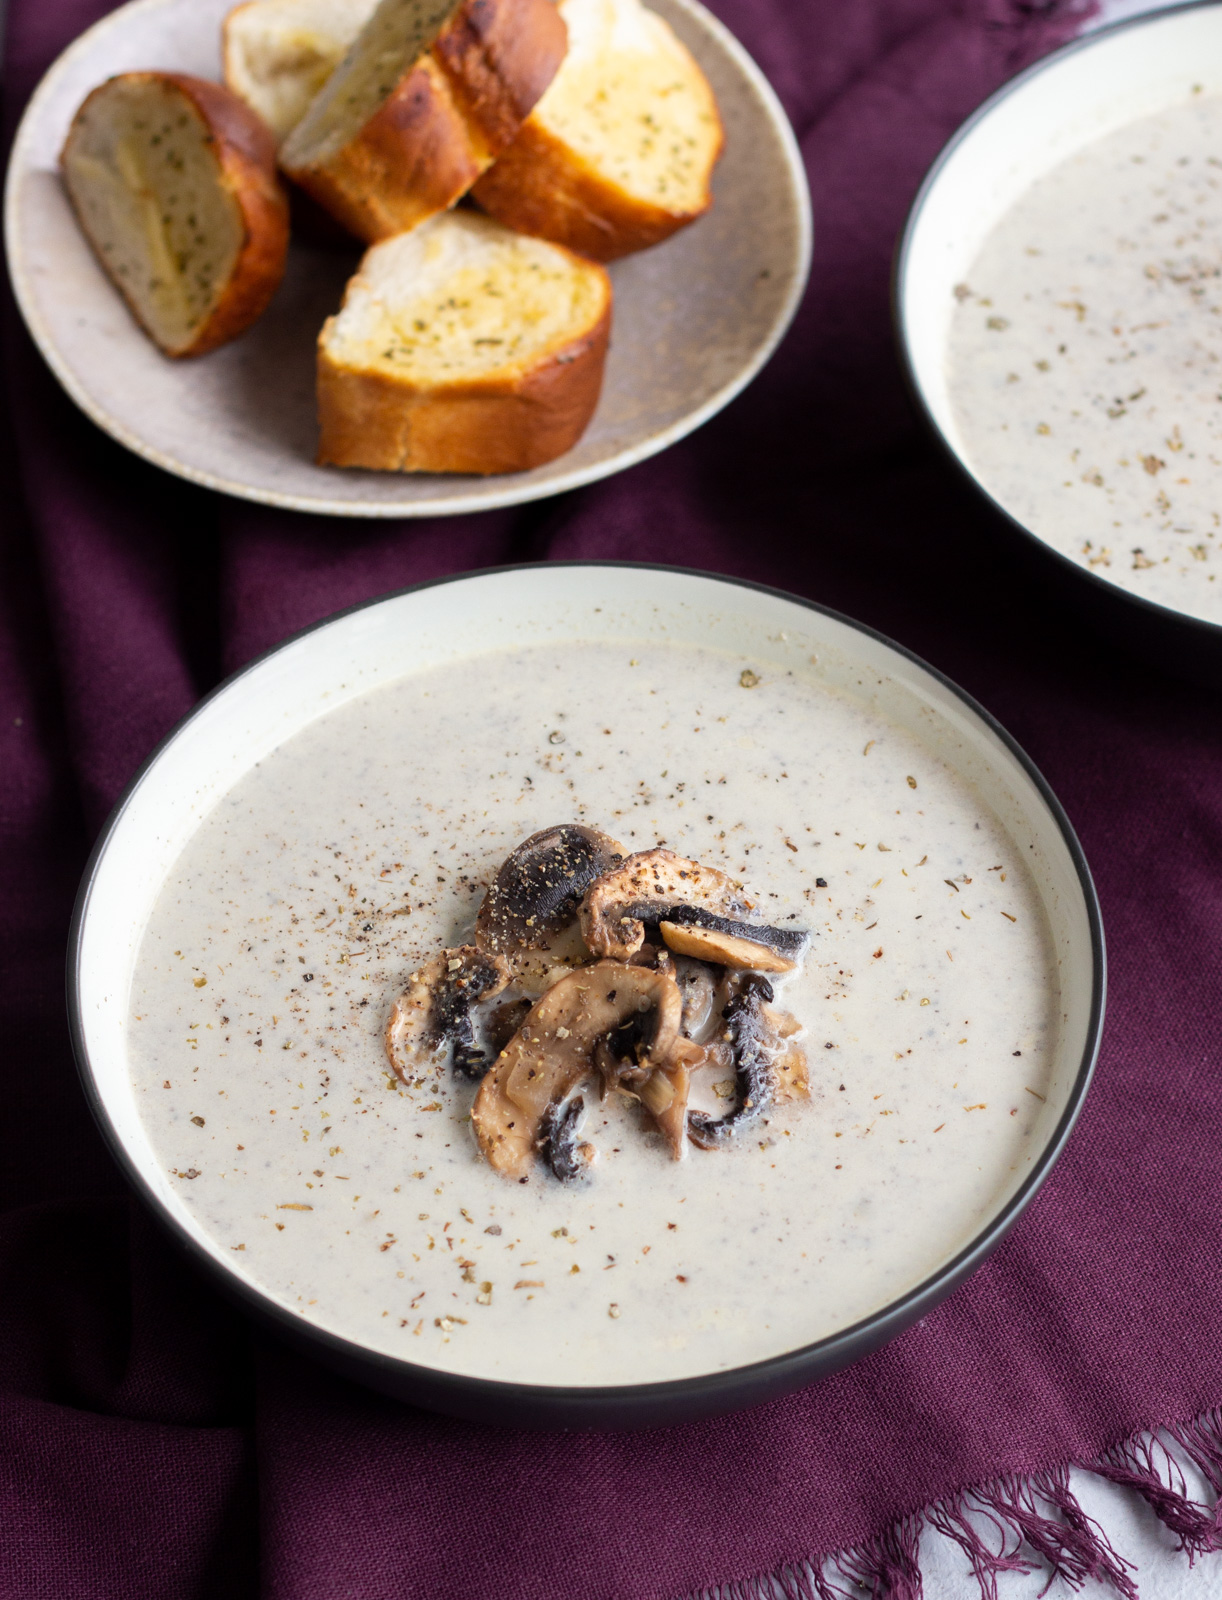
5 1 1222 1597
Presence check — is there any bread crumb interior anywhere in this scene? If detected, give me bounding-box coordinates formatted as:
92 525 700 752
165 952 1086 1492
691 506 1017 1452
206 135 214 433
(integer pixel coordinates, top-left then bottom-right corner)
536 0 719 211
328 212 606 382
63 77 244 354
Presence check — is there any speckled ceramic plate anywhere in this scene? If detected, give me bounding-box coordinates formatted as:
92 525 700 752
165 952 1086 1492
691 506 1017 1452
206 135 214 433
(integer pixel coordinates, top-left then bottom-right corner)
4 0 810 517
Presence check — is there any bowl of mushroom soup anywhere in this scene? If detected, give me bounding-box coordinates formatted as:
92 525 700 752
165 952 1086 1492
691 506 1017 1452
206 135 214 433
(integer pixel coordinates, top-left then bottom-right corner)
896 2 1222 685
69 564 1103 1427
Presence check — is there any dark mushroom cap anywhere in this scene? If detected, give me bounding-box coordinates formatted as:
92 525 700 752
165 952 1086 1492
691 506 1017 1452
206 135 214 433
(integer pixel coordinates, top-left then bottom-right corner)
476 824 625 954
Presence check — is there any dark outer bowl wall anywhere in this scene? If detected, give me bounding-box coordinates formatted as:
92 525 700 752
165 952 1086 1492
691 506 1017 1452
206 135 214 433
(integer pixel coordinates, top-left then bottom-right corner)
893 1 1222 693
67 563 1107 1432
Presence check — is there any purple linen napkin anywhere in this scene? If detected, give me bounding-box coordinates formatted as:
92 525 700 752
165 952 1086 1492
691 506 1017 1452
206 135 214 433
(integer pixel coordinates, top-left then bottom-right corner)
5 2 1222 1598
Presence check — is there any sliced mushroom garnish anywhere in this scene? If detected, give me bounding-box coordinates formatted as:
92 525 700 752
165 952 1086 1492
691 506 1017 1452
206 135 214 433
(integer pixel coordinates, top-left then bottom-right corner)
385 945 510 1084
390 827 814 1176
538 1094 596 1181
476 824 625 955
660 906 808 972
688 976 807 1149
579 848 749 961
471 961 682 1178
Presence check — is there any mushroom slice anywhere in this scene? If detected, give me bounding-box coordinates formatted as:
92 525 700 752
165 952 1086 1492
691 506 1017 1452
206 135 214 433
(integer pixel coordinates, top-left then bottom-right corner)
660 906 808 972
476 824 625 955
385 945 510 1084
688 976 803 1149
471 961 682 1178
673 956 717 1041
765 1006 809 1102
634 1037 703 1159
538 1094 596 1181
579 848 749 961
773 1044 810 1102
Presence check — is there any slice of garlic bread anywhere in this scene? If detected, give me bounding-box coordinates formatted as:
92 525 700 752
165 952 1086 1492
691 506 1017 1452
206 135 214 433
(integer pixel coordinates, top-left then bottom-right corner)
223 0 379 144
279 0 567 243
61 72 289 357
317 210 611 473
471 0 723 261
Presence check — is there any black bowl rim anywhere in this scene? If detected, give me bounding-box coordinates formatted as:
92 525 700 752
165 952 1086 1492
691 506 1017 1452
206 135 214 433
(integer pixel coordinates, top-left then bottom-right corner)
893 0 1222 650
66 561 1107 1425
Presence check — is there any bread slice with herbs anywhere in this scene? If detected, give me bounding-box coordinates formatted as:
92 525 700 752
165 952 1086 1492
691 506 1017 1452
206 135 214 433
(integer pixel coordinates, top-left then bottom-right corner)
61 72 289 357
279 0 567 243
471 0 723 261
223 0 379 145
317 209 611 473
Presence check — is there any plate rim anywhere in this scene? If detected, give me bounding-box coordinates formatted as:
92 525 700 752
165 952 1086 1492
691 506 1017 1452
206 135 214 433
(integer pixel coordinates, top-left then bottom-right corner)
4 0 813 519
66 561 1107 1426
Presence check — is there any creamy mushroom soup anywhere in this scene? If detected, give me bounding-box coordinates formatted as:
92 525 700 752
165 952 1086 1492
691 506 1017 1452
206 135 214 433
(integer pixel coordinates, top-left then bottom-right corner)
127 638 1057 1386
947 93 1222 624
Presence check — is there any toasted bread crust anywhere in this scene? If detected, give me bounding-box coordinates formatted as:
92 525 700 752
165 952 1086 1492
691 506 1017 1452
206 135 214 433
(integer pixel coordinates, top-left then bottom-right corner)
432 0 567 150
162 76 291 355
471 111 722 262
61 72 289 358
282 0 566 243
317 299 611 474
285 56 486 240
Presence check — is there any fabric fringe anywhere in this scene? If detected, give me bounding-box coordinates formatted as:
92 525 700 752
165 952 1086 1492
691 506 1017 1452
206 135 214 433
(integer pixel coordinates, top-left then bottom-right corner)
970 1468 1138 1598
693 1411 1222 1600
1093 1409 1222 1561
